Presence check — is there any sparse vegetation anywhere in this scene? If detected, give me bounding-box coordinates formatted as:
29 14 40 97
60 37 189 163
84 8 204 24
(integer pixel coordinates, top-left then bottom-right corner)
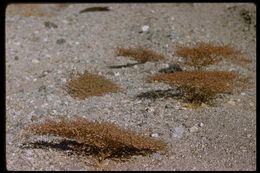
24 117 167 162
147 71 238 104
115 47 165 63
175 42 251 70
64 71 120 100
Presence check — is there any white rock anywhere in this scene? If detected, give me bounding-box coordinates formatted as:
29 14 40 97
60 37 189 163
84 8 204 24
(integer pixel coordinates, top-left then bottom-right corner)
171 126 185 138
148 107 155 113
32 59 40 64
142 25 150 32
241 92 246 96
151 133 159 138
198 122 204 127
114 72 120 76
247 134 252 138
189 125 199 133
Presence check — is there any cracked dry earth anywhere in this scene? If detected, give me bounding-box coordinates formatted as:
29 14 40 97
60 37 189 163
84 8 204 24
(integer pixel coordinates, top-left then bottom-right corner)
6 3 256 171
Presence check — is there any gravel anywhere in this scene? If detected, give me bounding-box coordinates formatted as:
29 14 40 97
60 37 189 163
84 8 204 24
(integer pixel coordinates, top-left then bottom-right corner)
6 3 256 171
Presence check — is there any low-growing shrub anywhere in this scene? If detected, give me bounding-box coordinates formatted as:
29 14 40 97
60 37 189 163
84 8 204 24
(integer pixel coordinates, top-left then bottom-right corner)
115 47 165 63
147 71 238 104
175 42 251 70
24 117 167 162
64 71 120 100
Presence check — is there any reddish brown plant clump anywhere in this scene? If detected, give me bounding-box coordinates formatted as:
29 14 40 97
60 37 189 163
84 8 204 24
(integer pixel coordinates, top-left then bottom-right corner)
148 71 238 104
175 42 251 70
25 117 167 161
115 47 165 63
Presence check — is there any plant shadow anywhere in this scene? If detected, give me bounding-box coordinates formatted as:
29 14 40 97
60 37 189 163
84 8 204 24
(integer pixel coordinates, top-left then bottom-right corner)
108 62 142 69
136 89 183 100
21 139 155 162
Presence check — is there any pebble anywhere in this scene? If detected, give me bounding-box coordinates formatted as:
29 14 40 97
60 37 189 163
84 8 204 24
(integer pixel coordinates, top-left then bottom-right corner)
32 59 40 64
142 25 150 32
38 85 46 92
151 133 159 138
198 122 204 127
247 134 252 138
170 125 185 138
56 38 66 45
241 92 246 96
159 63 182 73
44 21 58 28
114 72 120 76
189 125 199 133
227 100 236 106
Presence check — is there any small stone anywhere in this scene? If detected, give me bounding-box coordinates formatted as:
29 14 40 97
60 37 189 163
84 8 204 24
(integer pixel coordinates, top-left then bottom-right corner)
32 59 40 64
14 56 19 60
51 110 57 115
44 21 58 28
114 72 120 76
56 38 66 45
249 102 254 107
183 115 188 120
159 64 182 73
241 92 246 96
151 133 159 138
170 125 185 138
142 25 150 32
198 122 204 127
247 134 252 138
61 78 67 83
147 107 155 113
31 115 38 122
227 100 236 106
133 65 138 69
38 85 46 92
189 125 199 133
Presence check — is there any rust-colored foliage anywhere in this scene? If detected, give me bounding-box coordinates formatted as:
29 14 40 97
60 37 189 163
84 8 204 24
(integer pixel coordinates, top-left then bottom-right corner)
115 47 165 63
175 42 251 70
64 71 119 100
148 71 238 104
25 117 167 161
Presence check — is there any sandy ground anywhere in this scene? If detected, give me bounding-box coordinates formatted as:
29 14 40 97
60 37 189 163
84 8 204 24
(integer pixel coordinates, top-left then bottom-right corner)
6 3 256 171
